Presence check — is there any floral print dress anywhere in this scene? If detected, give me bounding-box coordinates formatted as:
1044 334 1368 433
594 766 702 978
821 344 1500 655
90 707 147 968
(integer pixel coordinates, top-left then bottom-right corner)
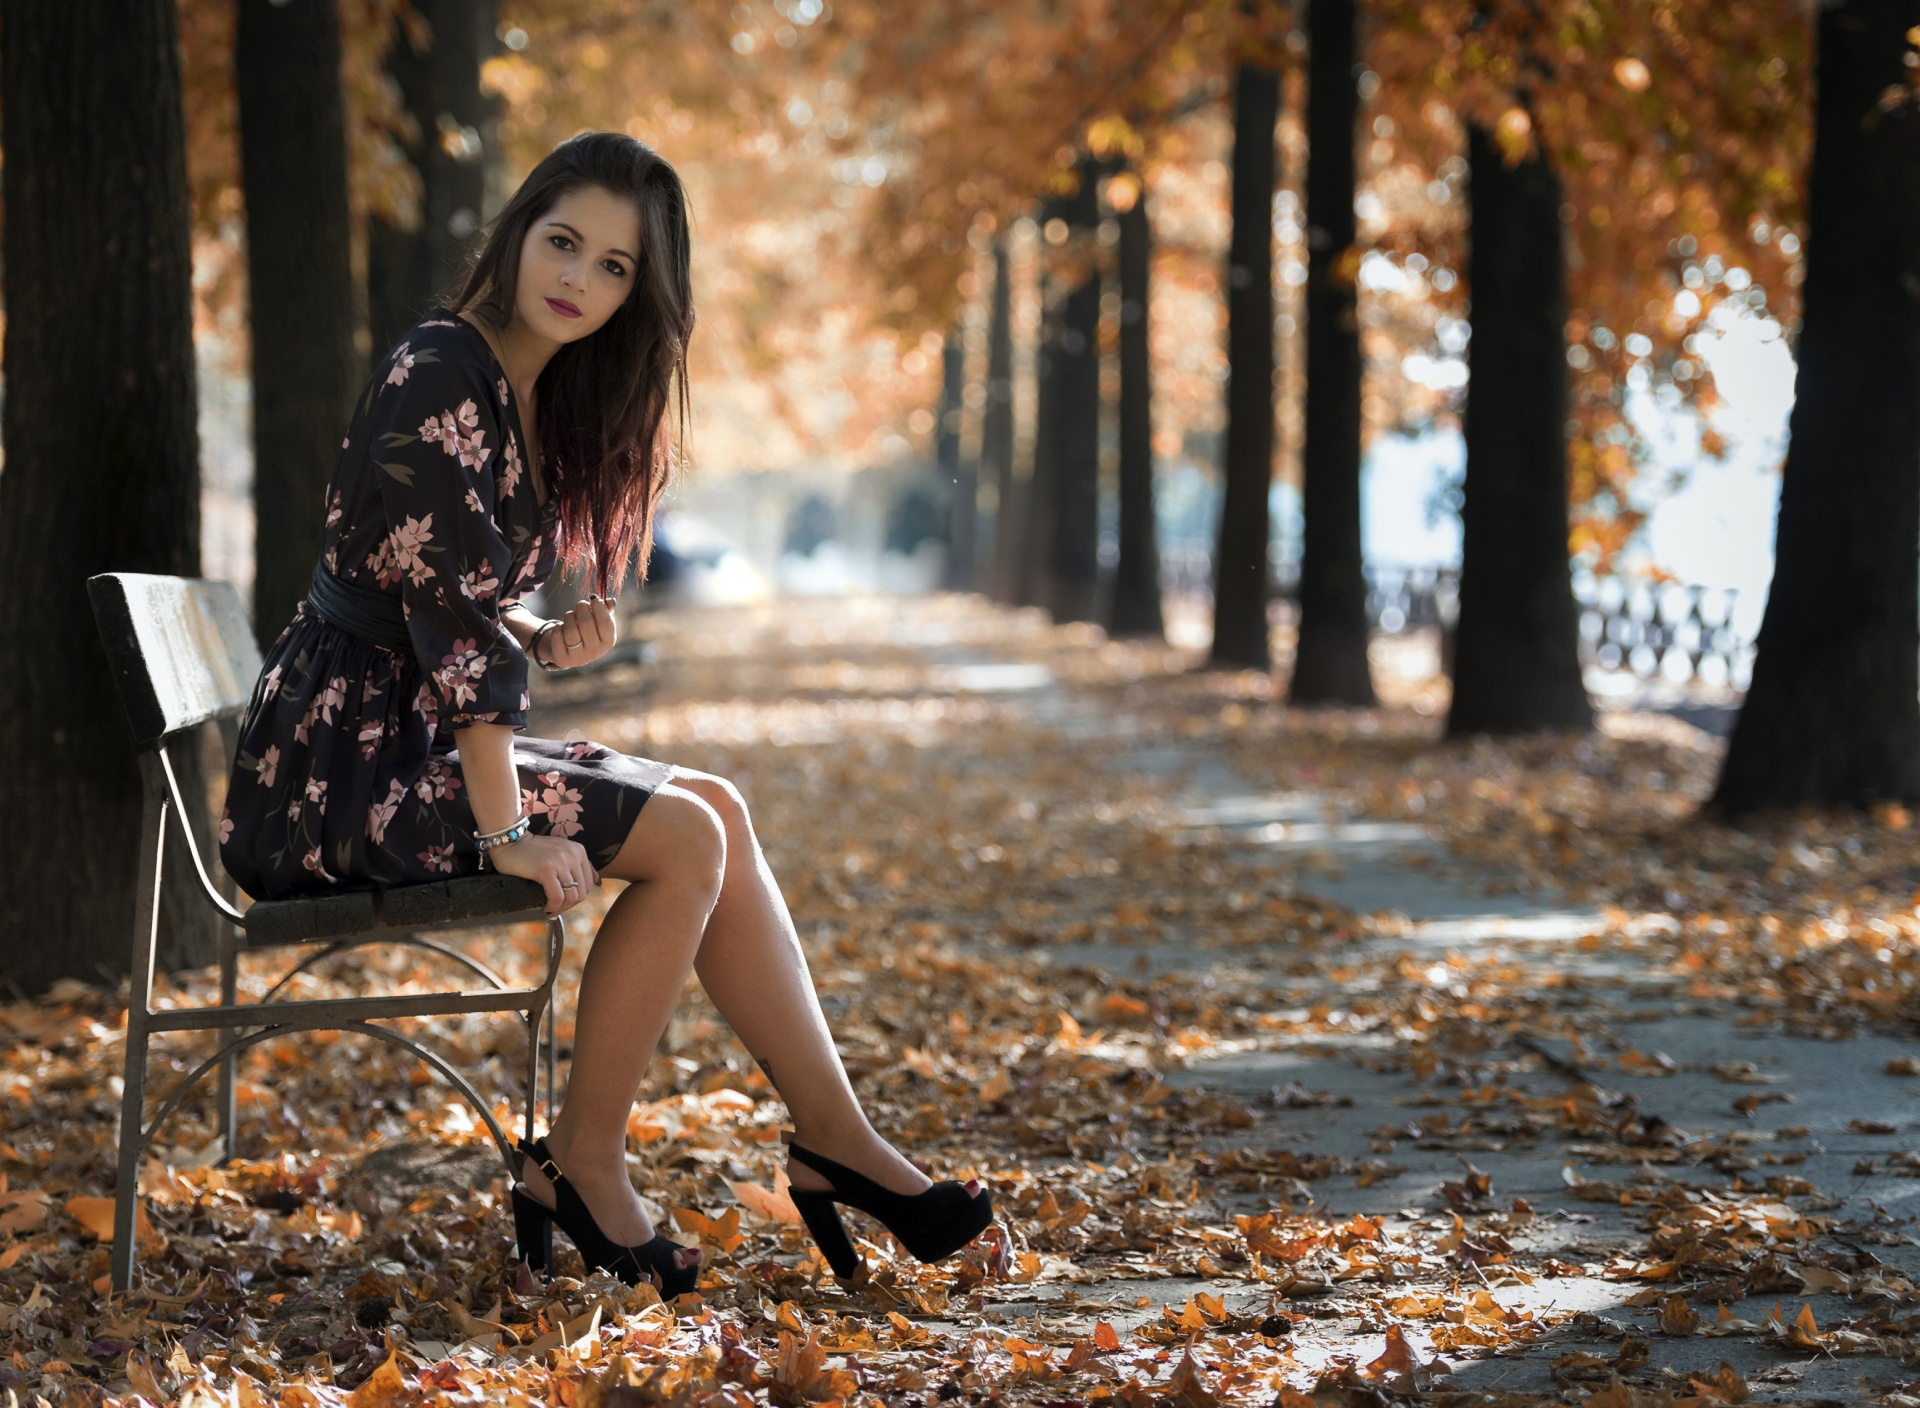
221 311 671 900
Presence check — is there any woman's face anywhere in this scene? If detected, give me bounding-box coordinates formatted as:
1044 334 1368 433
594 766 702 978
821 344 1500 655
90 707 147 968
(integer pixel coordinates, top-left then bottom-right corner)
514 184 644 344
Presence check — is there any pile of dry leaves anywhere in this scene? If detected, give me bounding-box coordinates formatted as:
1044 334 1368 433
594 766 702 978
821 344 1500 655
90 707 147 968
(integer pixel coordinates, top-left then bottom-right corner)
3 597 1917 1407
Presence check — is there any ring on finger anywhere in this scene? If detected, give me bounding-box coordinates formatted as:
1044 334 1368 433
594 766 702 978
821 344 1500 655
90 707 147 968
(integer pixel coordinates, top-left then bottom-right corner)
563 633 583 650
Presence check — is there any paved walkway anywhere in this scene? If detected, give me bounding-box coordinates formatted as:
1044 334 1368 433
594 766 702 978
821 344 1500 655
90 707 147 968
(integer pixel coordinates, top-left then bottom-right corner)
938 654 1920 1402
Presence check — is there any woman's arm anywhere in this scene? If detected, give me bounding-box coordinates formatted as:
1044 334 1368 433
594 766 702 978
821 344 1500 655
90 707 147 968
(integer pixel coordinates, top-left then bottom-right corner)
457 720 597 913
502 596 621 670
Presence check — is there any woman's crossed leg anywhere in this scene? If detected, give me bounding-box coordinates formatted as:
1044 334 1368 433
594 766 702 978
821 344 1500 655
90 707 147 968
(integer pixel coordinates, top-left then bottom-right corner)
516 767 979 1274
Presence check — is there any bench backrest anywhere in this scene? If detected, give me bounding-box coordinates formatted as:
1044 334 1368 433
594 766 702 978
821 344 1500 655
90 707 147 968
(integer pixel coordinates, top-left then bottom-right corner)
88 574 262 750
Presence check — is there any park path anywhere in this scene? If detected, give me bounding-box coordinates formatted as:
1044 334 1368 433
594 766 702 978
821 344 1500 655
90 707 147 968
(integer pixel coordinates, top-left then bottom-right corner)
754 600 1920 1403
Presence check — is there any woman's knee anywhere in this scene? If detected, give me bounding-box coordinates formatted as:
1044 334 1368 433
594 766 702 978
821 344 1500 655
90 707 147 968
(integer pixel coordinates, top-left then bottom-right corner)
674 771 751 842
615 785 727 898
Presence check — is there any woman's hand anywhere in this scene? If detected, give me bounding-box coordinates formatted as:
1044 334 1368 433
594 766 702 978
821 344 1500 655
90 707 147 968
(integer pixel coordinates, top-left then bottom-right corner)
539 595 619 670
488 832 599 915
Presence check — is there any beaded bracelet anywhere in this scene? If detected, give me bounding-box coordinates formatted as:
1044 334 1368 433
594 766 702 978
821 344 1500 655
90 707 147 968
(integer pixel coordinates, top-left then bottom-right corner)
474 812 532 867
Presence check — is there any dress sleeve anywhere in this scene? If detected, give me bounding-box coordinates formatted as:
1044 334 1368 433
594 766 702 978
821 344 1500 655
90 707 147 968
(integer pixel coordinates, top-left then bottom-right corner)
360 340 530 730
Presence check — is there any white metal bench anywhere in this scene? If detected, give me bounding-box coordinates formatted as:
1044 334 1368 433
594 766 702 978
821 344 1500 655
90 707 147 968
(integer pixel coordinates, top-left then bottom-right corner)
87 572 562 1290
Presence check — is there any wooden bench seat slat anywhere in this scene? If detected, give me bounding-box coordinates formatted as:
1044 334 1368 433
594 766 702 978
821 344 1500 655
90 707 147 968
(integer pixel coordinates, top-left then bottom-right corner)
239 875 547 946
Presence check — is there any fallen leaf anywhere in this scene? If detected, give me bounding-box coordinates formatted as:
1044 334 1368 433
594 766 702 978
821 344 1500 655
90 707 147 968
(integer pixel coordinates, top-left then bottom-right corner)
1661 1295 1699 1335
730 1178 800 1224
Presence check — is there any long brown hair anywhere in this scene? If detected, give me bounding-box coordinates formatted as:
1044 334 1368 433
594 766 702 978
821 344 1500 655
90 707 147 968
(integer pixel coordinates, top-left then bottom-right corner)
456 132 694 592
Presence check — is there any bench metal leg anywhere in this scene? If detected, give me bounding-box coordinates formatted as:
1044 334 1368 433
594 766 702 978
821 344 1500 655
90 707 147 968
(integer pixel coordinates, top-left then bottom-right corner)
517 918 565 1172
216 925 238 1163
112 761 168 1293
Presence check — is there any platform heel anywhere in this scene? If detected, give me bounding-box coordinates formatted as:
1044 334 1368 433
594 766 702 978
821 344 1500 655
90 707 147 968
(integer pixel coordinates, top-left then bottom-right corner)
785 1142 994 1278
515 1137 701 1296
790 1189 862 1278
511 1185 554 1275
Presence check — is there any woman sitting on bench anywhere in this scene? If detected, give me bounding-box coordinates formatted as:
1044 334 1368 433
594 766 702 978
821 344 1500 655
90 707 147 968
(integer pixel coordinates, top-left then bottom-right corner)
219 132 992 1295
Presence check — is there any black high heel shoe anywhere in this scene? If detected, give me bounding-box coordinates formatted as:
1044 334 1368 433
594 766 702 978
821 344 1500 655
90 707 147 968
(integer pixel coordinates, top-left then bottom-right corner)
785 1140 994 1279
511 1138 701 1298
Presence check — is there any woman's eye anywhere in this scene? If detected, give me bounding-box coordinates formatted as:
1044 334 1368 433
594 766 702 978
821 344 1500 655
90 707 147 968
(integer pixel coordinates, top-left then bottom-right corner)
549 235 573 251
604 261 628 278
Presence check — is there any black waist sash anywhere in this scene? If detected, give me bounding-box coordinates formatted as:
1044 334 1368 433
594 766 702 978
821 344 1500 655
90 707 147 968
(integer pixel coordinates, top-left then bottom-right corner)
306 564 413 654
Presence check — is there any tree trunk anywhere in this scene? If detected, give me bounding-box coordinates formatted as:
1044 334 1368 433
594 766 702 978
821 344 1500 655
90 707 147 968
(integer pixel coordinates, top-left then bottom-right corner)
984 241 1022 603
939 328 977 589
1040 163 1103 624
0 0 219 991
367 0 502 356
1444 124 1592 736
1291 0 1376 704
238 0 363 648
1712 0 1920 812
1108 186 1165 639
1211 65 1281 670
1021 230 1063 611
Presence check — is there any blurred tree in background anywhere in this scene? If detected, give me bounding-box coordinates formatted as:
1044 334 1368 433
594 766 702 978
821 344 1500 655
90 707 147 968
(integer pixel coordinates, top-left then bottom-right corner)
237 0 362 647
0 0 215 989
1713 0 1920 812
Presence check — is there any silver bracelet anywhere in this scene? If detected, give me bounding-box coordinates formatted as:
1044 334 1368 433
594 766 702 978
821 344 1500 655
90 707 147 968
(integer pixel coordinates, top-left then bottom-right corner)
529 620 565 674
475 812 532 868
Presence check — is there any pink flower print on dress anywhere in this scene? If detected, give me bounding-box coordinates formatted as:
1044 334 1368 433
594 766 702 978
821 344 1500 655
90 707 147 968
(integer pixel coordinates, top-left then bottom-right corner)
358 716 384 760
324 490 344 529
497 436 524 500
412 680 440 731
524 770 585 838
255 745 280 788
261 664 284 702
498 376 510 405
464 487 485 516
367 777 407 845
287 796 302 822
295 695 320 745
366 534 400 589
304 777 328 813
421 400 491 471
303 847 336 883
418 843 456 874
219 809 233 846
510 536 545 592
459 558 500 601
316 676 348 725
391 514 436 587
436 638 488 707
413 756 464 804
385 342 415 388
564 741 602 762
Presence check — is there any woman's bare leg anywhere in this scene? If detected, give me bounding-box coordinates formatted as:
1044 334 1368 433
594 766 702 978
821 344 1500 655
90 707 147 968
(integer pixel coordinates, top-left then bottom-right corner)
519 784 725 1263
671 771 981 1200
522 765 980 1268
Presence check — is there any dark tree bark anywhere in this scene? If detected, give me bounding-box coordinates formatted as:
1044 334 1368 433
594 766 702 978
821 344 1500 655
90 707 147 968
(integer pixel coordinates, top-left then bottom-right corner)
0 0 220 990
1211 65 1281 669
939 329 978 589
984 241 1022 604
1291 0 1376 704
1108 187 1165 638
1713 0 1920 812
1039 162 1103 624
238 0 362 648
1019 224 1063 610
367 0 503 356
1444 124 1592 736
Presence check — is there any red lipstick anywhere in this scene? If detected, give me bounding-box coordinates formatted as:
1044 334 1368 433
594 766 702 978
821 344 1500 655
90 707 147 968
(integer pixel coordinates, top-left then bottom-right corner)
546 296 583 319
